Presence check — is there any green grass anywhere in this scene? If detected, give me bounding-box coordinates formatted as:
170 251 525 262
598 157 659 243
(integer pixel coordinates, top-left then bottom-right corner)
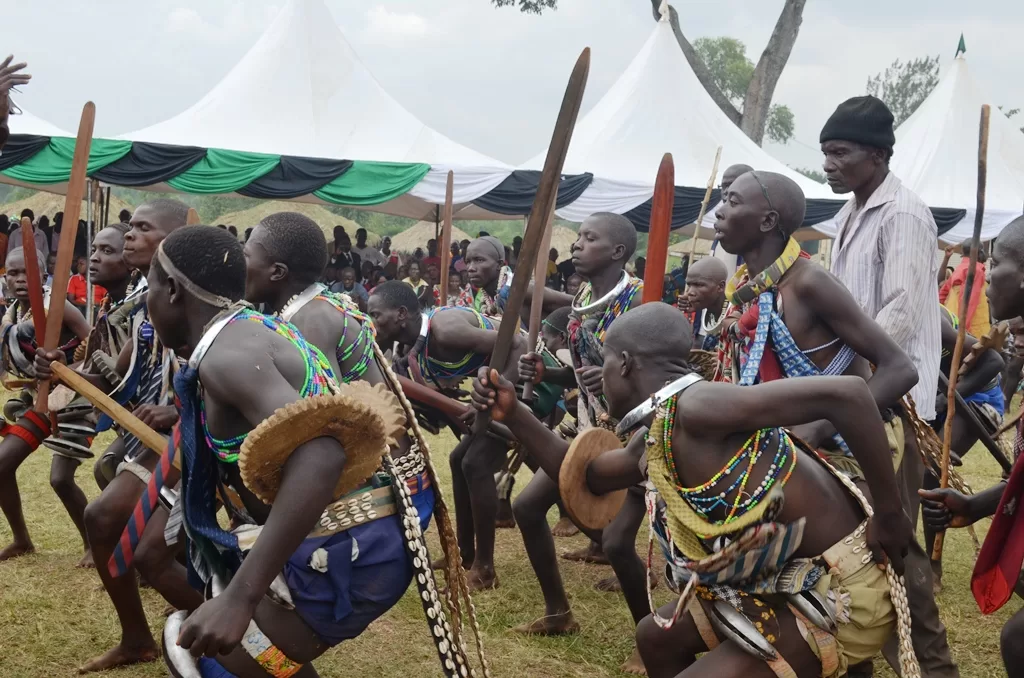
0 424 1019 677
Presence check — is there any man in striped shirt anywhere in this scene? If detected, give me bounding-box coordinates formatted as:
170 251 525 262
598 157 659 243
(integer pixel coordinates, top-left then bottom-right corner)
822 95 954 678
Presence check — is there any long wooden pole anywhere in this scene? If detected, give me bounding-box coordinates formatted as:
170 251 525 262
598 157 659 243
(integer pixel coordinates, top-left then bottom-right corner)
642 153 675 304
19 216 46 343
34 102 95 413
439 171 454 303
50 361 174 465
522 203 556 401
473 48 590 434
686 146 722 260
933 104 991 560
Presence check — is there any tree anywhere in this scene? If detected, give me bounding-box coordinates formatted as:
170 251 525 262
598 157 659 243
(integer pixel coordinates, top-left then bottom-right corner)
491 0 808 146
491 0 556 13
793 167 826 184
693 37 795 144
865 56 940 127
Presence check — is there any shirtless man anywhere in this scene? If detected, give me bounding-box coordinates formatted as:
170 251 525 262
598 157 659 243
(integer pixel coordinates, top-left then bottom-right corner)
367 280 525 591
473 303 912 678
140 225 411 677
44 223 133 565
921 216 1024 677
714 171 917 459
243 212 435 529
924 306 1004 591
36 199 189 673
512 213 652 672
0 247 91 561
681 257 728 352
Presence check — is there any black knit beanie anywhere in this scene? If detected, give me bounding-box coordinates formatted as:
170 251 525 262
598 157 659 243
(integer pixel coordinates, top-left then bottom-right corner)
819 95 895 150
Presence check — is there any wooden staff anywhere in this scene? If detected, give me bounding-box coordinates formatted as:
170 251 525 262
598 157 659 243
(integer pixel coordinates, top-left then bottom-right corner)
19 216 46 343
938 372 1012 474
438 171 454 302
522 203 556 401
35 102 95 414
473 48 590 435
50 361 174 465
686 146 722 260
995 406 1024 438
186 207 200 226
641 153 675 304
933 104 991 560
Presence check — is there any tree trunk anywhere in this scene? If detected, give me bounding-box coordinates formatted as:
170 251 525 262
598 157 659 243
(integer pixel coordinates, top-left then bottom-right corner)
648 0 806 146
740 0 806 144
649 0 741 126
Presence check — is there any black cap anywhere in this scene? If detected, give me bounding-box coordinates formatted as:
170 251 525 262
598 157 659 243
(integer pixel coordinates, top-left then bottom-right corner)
820 95 895 150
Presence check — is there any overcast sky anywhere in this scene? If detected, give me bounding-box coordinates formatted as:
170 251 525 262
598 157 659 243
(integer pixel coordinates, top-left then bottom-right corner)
6 0 1022 172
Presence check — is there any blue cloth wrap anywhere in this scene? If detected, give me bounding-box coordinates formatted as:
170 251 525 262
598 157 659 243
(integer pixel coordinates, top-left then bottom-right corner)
408 472 435 532
965 382 1005 416
284 514 412 646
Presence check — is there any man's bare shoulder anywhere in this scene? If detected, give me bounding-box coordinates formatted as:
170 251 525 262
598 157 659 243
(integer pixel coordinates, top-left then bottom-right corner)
787 259 847 298
198 322 281 394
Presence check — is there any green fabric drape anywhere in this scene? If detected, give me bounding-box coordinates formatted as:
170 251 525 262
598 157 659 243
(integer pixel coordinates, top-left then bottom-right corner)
166 148 280 194
314 160 429 206
1 137 132 184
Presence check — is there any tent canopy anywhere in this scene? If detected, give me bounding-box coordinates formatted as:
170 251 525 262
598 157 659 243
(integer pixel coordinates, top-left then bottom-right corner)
519 5 841 231
814 53 1024 243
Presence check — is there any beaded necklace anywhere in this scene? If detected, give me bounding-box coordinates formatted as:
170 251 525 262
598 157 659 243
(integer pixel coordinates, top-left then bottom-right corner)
417 307 495 383
652 394 797 525
200 309 336 462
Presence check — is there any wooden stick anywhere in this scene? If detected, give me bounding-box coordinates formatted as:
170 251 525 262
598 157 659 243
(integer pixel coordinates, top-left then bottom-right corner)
50 361 174 466
642 153 675 304
938 372 1012 474
35 102 95 413
687 146 722 260
995 405 1024 438
19 216 46 344
186 208 200 226
473 48 590 434
522 203 556 401
934 104 991 561
439 171 454 303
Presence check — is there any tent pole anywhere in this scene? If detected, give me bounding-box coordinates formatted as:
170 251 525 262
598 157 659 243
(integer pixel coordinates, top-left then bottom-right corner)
439 171 454 303
103 185 111 227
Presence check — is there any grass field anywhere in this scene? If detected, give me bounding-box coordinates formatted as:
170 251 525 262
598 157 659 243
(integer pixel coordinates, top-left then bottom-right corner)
0 423 1020 678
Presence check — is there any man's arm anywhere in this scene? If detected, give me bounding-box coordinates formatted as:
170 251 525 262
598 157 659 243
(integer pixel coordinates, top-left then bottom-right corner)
684 377 903 518
433 313 526 379
801 266 918 409
200 343 347 616
875 212 938 347
61 298 92 340
937 320 1003 399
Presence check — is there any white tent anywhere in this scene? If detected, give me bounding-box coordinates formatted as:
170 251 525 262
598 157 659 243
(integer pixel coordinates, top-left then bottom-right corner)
521 3 835 226
814 54 1024 243
8 105 71 138
118 0 511 217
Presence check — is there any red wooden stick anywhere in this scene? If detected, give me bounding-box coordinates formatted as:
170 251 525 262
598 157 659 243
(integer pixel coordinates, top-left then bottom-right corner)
642 153 675 304
19 216 46 344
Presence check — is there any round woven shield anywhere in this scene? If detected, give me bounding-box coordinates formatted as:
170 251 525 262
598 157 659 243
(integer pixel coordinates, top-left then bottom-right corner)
559 427 627 531
239 386 396 504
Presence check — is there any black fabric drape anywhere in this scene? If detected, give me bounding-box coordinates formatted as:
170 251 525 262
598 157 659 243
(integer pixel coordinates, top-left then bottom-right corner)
471 170 593 215
625 187 719 232
93 142 207 186
0 134 50 173
237 156 352 200
932 208 968 235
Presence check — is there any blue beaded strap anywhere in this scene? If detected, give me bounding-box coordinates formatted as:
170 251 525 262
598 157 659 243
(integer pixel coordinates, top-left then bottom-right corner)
417 306 495 383
314 290 376 383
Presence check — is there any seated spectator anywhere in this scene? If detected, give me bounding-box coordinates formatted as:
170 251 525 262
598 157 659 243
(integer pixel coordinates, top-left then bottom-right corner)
353 228 386 267
403 261 428 297
333 266 368 311
67 255 106 309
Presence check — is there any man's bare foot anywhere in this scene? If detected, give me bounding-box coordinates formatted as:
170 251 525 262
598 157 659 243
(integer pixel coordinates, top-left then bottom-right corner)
466 567 498 592
76 549 95 569
513 612 580 636
621 647 647 675
551 517 579 538
561 541 609 565
496 499 516 529
78 643 159 674
0 541 34 562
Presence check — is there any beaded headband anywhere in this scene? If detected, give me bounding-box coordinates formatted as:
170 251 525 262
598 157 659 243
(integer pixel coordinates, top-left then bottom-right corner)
156 240 235 310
